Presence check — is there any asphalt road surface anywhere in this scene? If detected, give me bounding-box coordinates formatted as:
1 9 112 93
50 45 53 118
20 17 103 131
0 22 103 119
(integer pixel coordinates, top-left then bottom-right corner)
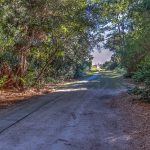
0 72 132 150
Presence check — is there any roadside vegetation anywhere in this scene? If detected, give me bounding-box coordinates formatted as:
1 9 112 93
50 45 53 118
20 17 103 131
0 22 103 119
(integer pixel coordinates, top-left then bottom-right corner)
100 0 150 101
0 0 150 100
0 0 94 90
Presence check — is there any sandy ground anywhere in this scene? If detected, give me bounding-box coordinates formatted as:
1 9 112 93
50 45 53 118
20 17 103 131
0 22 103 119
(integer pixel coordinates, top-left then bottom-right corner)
0 73 149 150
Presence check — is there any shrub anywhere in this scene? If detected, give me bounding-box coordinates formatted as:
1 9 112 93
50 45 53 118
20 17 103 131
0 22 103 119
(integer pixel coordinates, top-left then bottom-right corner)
130 56 150 101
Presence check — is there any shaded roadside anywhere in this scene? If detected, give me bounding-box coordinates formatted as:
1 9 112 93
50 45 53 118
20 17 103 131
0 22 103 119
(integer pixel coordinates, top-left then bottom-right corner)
0 80 75 108
113 92 150 150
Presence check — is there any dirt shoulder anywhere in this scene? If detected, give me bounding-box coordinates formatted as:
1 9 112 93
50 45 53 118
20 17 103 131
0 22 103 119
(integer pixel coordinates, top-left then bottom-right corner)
114 92 150 150
0 80 74 108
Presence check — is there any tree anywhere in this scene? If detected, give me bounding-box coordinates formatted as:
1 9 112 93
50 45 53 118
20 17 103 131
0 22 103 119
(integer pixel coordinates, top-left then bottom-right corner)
0 0 93 88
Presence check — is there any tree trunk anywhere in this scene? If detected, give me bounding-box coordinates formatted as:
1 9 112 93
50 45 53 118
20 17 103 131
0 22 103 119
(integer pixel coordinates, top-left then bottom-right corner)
19 49 27 77
16 48 28 88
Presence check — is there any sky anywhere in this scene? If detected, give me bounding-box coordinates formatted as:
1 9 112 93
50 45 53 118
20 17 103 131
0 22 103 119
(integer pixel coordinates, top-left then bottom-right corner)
91 24 114 65
92 49 113 65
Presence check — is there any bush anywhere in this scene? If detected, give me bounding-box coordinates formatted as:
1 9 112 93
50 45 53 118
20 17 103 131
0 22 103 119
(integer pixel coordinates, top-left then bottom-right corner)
133 56 150 83
102 60 119 71
130 56 150 101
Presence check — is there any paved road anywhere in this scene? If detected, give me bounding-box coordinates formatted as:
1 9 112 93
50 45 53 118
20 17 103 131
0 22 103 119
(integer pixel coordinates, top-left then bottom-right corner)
0 73 131 150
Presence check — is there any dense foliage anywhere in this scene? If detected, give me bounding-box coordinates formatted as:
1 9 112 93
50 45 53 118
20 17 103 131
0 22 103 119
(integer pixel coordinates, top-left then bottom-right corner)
0 0 95 88
1 0 150 95
96 0 150 99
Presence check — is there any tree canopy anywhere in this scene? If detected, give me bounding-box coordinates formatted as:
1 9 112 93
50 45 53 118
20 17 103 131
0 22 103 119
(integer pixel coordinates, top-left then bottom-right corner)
0 0 150 91
0 0 95 88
